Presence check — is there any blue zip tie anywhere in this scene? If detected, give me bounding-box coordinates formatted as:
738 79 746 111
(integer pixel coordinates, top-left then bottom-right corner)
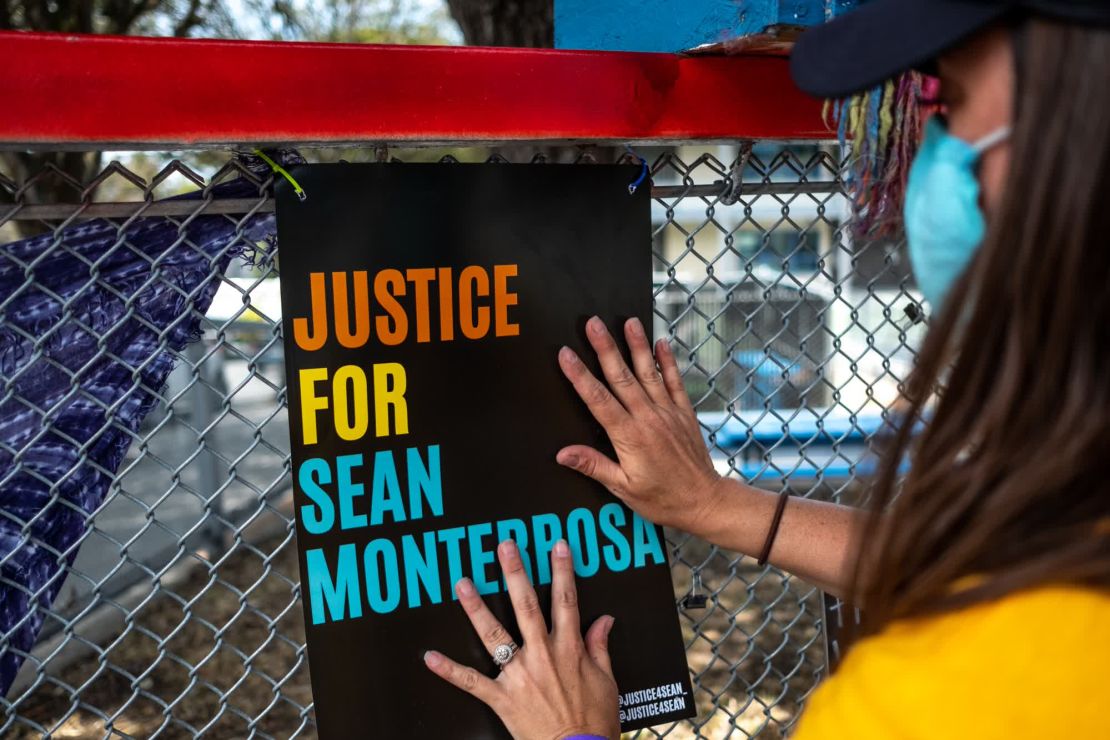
626 146 649 194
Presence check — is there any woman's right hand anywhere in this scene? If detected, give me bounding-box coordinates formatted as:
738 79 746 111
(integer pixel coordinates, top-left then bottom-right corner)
555 316 726 536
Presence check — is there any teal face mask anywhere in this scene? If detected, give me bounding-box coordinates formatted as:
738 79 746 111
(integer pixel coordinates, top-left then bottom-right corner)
903 115 1011 311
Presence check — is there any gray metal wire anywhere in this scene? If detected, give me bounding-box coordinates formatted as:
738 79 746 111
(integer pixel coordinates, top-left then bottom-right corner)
0 144 924 739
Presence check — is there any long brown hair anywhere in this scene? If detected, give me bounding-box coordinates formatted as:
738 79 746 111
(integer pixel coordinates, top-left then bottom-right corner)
854 17 1110 634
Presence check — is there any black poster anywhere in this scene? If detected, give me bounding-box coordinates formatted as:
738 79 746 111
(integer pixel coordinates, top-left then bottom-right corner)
276 163 695 738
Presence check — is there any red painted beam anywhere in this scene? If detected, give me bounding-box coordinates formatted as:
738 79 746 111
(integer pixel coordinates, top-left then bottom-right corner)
0 31 832 149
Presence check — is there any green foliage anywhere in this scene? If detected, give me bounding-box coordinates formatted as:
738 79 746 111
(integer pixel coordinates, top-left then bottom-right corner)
284 0 458 44
0 0 458 44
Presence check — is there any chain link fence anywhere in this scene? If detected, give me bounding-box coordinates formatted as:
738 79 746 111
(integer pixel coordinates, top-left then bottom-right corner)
0 142 925 738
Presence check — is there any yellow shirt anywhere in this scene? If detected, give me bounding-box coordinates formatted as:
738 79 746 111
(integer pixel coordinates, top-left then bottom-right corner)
792 585 1110 739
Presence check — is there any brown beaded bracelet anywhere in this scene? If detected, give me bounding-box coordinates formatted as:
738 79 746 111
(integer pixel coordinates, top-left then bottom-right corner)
756 491 790 566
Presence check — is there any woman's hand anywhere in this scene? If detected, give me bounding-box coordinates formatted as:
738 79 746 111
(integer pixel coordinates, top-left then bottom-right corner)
555 316 724 536
553 315 867 600
424 539 620 740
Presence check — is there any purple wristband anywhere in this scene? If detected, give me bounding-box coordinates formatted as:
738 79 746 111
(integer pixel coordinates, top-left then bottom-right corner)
563 736 607 740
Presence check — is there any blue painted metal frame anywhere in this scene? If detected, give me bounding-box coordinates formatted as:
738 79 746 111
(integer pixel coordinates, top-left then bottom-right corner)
555 0 860 54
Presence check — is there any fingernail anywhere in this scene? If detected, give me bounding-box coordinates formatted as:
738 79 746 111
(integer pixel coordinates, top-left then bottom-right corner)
628 317 645 337
554 539 571 558
657 338 672 354
424 650 442 668
559 346 579 365
604 616 616 637
557 450 579 467
588 316 606 335
499 539 518 556
455 577 476 597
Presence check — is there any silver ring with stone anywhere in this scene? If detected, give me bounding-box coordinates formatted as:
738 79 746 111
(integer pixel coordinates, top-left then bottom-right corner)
492 642 518 669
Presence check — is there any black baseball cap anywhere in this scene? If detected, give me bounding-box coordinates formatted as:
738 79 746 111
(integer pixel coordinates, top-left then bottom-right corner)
790 0 1110 98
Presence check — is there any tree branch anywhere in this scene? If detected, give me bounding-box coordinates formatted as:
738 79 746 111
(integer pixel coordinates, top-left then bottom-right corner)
173 0 205 37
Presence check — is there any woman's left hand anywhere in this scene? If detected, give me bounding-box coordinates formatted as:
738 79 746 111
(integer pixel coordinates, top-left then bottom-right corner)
424 538 620 740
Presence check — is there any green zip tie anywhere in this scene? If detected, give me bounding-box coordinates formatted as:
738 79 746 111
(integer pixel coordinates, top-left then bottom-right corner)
253 149 306 201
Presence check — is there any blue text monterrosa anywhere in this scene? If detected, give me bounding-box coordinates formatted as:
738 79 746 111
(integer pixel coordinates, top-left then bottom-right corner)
296 444 666 624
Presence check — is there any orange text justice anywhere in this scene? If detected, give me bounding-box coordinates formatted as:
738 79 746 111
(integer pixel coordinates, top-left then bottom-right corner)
291 265 520 350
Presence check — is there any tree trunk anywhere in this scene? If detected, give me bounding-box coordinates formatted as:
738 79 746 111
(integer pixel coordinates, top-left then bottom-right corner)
445 0 552 48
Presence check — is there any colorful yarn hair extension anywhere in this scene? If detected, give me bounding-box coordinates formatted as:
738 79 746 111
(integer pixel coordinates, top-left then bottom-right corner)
824 71 938 240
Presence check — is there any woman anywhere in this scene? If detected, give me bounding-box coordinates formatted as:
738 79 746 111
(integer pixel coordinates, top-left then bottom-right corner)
424 1 1110 736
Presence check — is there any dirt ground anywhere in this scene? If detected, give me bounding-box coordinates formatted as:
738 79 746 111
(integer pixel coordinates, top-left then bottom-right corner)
8 530 824 739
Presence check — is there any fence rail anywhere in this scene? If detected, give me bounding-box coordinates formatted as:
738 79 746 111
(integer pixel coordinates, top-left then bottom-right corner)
0 31 828 148
1 180 845 223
